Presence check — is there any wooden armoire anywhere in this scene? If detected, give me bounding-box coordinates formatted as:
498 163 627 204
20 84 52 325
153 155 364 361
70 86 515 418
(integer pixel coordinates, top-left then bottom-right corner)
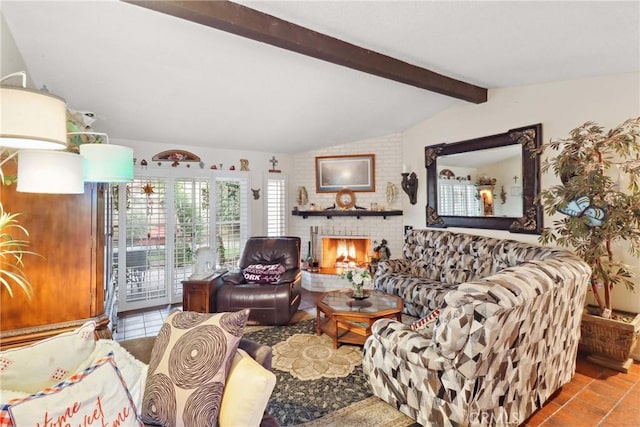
0 159 111 349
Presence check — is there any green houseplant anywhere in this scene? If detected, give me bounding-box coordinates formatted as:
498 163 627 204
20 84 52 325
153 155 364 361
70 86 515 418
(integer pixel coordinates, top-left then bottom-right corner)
0 202 34 298
538 117 640 371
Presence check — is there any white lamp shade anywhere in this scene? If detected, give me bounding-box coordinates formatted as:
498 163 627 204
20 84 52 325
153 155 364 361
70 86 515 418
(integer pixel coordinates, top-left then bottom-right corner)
17 150 84 194
0 86 68 150
79 144 134 182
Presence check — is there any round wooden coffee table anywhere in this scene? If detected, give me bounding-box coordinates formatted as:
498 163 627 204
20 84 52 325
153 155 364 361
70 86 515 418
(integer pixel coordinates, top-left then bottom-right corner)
316 288 403 348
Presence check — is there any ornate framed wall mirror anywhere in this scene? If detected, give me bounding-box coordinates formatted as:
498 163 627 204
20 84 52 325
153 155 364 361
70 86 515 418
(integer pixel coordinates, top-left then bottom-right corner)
425 124 543 234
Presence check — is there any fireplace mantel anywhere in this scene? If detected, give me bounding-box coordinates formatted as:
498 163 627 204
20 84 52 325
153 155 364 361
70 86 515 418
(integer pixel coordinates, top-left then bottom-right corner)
292 209 402 219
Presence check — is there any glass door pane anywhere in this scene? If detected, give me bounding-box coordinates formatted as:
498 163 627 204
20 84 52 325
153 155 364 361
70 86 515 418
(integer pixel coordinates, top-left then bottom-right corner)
117 178 169 311
173 178 211 301
215 177 247 269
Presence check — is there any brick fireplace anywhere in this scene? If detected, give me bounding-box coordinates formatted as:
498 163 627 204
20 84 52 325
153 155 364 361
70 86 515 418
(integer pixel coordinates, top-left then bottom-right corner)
291 134 404 291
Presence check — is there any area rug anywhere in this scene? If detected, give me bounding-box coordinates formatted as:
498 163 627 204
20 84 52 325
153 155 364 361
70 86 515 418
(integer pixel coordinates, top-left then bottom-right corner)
272 333 362 380
298 396 417 427
244 318 376 426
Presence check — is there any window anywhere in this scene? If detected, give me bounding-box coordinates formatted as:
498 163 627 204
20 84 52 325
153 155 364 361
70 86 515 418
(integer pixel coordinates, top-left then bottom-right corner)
266 174 287 236
438 180 480 216
174 178 211 293
215 176 249 269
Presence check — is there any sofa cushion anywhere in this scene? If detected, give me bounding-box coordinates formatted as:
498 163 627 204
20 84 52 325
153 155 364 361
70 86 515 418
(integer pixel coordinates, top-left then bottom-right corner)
1 353 142 427
491 240 560 272
0 321 96 394
140 309 249 427
401 229 450 279
243 263 286 284
219 349 276 427
374 274 454 318
438 234 497 285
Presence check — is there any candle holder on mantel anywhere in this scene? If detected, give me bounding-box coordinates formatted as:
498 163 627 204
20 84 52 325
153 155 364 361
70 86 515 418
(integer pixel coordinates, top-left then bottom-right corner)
309 226 319 272
401 172 418 205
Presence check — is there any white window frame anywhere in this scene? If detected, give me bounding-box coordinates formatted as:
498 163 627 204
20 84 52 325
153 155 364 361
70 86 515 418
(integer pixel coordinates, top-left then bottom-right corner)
264 173 288 236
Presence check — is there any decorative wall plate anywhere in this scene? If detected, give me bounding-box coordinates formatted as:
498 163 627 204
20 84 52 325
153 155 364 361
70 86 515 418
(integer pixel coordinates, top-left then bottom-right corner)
439 169 455 179
152 150 201 167
336 189 356 210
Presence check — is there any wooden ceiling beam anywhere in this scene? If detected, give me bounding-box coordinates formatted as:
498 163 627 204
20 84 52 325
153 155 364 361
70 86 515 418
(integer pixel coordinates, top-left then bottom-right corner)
124 0 488 103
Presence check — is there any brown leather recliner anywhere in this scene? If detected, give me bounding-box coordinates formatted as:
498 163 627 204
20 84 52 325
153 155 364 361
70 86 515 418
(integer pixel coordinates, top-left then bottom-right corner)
217 236 302 325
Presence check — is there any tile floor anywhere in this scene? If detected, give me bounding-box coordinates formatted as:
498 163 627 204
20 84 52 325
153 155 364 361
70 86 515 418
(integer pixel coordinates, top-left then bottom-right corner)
112 304 180 341
114 289 640 426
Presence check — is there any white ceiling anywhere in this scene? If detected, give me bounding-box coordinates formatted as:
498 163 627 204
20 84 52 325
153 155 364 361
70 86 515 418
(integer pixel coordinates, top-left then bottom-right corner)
1 1 638 154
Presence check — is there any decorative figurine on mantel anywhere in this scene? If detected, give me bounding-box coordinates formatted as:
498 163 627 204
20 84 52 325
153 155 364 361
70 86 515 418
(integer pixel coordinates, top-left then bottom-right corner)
269 156 281 173
296 186 308 206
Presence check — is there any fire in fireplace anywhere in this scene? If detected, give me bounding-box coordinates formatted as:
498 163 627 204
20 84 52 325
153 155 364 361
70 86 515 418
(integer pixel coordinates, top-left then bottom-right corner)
321 236 371 269
335 239 357 265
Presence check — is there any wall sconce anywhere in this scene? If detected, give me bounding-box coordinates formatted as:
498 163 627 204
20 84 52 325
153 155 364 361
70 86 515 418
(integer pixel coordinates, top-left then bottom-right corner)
500 186 507 204
401 172 418 205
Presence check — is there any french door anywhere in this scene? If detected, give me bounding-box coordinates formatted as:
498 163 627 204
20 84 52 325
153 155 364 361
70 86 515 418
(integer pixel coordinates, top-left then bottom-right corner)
113 169 248 311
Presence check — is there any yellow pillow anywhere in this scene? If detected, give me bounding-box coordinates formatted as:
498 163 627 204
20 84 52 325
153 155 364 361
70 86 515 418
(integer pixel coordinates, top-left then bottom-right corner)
219 349 276 427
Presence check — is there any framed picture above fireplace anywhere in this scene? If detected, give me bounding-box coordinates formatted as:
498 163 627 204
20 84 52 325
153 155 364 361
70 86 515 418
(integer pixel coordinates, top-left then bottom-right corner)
315 154 375 193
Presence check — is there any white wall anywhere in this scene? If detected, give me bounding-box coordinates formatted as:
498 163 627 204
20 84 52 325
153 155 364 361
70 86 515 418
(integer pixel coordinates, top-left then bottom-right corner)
0 14 32 86
402 72 640 313
1 14 294 238
290 134 405 261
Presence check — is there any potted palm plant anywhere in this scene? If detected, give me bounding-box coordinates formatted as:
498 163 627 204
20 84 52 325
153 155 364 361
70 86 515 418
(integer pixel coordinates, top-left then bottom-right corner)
0 202 34 299
538 117 640 372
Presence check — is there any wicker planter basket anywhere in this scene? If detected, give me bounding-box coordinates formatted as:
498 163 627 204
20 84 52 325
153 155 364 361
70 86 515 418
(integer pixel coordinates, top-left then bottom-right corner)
579 307 640 373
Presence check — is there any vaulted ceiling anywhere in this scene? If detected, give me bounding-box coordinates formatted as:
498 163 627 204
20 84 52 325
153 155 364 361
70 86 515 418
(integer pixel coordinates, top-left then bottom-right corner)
2 1 638 154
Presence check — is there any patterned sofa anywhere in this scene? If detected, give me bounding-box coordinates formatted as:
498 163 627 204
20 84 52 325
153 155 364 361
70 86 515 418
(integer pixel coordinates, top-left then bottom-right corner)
363 229 591 426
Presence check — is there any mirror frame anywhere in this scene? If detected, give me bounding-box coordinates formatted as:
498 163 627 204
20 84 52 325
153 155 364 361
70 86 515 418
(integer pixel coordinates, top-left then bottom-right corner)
425 123 543 234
